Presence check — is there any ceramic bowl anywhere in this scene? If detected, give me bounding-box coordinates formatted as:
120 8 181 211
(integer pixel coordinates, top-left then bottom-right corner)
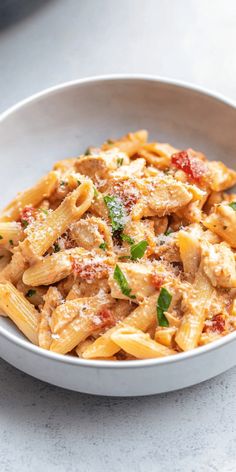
0 76 235 396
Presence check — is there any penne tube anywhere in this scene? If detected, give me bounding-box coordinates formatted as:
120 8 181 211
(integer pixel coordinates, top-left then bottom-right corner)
38 287 62 350
175 267 214 351
50 294 112 354
111 326 176 358
23 247 88 286
0 282 39 344
0 222 24 247
21 180 94 259
82 294 158 359
0 171 58 222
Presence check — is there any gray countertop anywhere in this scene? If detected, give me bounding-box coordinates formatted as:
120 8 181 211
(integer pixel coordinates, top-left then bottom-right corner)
0 1 235 471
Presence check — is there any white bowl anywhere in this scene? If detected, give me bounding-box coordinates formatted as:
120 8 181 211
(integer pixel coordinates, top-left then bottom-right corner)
0 75 236 396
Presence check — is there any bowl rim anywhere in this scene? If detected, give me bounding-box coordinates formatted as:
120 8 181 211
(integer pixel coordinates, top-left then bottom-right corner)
0 73 236 370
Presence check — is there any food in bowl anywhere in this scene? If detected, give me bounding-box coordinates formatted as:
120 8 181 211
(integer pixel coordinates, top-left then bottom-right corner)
0 129 236 361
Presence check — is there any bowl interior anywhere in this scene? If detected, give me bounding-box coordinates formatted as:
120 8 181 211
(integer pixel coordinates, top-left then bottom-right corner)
0 76 235 345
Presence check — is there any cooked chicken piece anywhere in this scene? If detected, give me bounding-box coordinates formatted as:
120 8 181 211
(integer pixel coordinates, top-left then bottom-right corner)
201 241 236 288
203 203 236 248
208 161 236 191
109 262 159 302
70 216 113 250
131 174 194 219
111 158 146 179
75 149 129 184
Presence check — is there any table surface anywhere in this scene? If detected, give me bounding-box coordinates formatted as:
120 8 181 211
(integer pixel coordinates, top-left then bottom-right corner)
0 1 236 471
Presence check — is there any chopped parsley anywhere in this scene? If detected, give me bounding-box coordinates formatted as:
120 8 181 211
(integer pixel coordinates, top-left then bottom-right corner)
99 242 107 251
21 219 29 229
121 233 134 245
77 180 81 186
84 147 91 156
229 202 236 211
53 243 61 253
26 289 36 298
130 240 148 261
40 208 49 215
9 239 14 246
157 288 172 327
0 235 3 240
104 195 126 234
117 157 124 167
60 180 67 187
93 186 99 198
113 265 136 299
164 228 173 236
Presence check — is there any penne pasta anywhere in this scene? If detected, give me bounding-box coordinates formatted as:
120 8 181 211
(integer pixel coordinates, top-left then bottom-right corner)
175 267 215 351
0 171 58 222
0 282 39 344
21 180 94 259
111 326 176 358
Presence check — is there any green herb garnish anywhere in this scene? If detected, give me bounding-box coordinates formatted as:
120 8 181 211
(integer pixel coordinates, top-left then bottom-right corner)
77 180 81 186
104 195 126 233
9 239 14 246
21 219 28 229
164 228 173 236
0 235 3 240
229 202 236 211
121 233 135 245
60 180 67 187
99 242 107 251
26 289 36 298
94 186 99 197
130 240 148 261
84 147 91 156
53 243 60 253
113 265 136 299
40 208 49 215
117 157 124 167
157 288 172 327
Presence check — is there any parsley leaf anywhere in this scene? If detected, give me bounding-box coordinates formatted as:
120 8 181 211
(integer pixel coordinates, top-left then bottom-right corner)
77 180 81 186
93 186 99 197
113 265 136 299
99 242 107 251
229 202 236 211
84 147 91 156
21 219 29 229
121 233 135 245
53 243 60 253
130 240 148 260
164 228 173 236
9 239 14 246
26 289 36 298
40 208 49 215
0 235 3 240
117 157 124 167
104 195 126 233
157 288 172 327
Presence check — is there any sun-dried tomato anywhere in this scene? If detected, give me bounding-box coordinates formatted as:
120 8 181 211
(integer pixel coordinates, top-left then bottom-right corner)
19 206 37 227
97 307 116 329
206 314 225 333
72 260 107 281
150 274 165 290
171 150 207 183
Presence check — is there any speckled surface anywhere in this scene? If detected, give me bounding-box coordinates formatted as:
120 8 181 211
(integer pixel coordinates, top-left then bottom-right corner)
0 0 236 470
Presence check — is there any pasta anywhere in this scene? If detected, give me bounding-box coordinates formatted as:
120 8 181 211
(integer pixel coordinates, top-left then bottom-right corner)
0 130 236 360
